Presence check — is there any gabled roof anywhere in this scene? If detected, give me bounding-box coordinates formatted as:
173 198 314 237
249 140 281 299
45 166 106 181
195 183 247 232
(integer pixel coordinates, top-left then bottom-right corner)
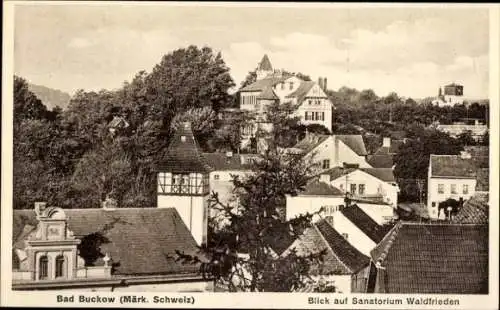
157 122 211 173
240 76 289 92
300 179 344 196
285 81 316 104
315 220 370 273
13 208 204 276
202 153 253 171
373 139 405 155
360 168 396 183
366 154 394 169
293 133 330 154
335 135 367 156
256 86 279 100
370 222 488 294
340 205 389 243
453 196 488 224
430 155 477 178
258 54 273 71
323 167 396 184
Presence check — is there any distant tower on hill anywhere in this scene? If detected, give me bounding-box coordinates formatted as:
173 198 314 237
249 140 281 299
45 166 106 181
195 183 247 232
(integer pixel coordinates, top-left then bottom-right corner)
256 54 274 80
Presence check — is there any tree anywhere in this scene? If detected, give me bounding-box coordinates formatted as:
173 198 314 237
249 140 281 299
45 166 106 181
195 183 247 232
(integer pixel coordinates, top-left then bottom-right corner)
14 76 49 123
146 45 235 112
171 106 218 151
456 130 476 147
200 149 323 292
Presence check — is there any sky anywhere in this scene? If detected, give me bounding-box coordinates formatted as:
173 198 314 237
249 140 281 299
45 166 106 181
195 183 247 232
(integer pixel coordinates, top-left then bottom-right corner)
14 4 490 99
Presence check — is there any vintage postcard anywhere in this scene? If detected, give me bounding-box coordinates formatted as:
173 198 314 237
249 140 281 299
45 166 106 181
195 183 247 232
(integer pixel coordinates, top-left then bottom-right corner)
1 1 499 309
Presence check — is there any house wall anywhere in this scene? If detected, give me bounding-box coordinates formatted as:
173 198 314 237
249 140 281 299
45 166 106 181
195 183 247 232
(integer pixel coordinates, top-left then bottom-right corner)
330 170 398 207
351 265 370 293
285 195 344 221
329 210 377 256
272 76 302 100
296 84 333 132
337 140 371 168
157 195 208 246
436 124 488 140
426 177 477 219
240 91 261 112
357 203 395 225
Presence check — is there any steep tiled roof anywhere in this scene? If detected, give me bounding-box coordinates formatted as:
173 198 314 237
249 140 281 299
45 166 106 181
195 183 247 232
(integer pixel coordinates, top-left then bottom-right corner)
240 76 288 92
360 168 396 183
340 205 389 243
335 135 367 156
315 220 370 273
256 86 279 100
453 196 488 224
157 122 211 173
323 167 395 183
430 155 478 178
13 208 204 276
366 154 394 168
258 54 273 71
300 180 344 196
370 222 488 294
202 153 253 171
285 81 316 104
293 133 330 154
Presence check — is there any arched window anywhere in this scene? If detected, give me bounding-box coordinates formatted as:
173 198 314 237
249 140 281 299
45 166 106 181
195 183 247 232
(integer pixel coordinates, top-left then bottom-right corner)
55 255 65 278
39 256 49 280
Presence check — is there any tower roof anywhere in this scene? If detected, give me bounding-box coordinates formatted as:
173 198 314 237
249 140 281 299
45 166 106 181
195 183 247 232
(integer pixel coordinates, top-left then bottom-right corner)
257 54 273 71
157 122 211 173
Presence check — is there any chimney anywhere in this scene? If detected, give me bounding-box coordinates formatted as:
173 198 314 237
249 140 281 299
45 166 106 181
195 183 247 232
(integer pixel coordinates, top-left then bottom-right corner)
438 87 442 97
34 202 47 217
318 77 323 90
323 77 327 91
460 151 472 159
382 137 391 148
325 216 334 227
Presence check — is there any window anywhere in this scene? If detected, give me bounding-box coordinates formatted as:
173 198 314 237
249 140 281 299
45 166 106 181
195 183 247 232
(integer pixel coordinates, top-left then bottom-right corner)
214 174 220 180
432 202 436 207
438 184 444 194
321 112 325 121
358 184 365 196
451 184 457 194
342 233 349 240
305 111 309 121
281 83 285 90
55 255 65 278
316 100 321 105
322 159 330 169
308 100 312 105
463 184 469 194
350 184 357 194
39 256 49 280
289 82 294 90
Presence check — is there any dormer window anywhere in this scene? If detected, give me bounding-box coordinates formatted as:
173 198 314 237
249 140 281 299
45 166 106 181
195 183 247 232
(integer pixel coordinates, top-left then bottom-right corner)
39 256 49 280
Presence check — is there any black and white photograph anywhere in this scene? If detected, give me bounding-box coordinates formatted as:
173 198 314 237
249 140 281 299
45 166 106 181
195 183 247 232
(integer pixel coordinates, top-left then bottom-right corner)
1 2 498 308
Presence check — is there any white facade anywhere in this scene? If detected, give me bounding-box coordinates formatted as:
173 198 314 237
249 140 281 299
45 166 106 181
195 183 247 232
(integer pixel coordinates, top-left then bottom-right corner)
294 84 333 132
285 194 345 221
327 210 378 256
357 203 395 225
426 177 477 219
436 121 488 141
432 96 464 107
330 170 398 207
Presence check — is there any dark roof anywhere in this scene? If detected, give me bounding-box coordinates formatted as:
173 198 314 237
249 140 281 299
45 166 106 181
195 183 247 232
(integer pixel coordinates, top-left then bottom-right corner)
300 180 344 196
315 220 370 273
285 81 316 104
13 208 204 276
293 133 330 154
240 76 288 92
258 54 273 71
335 135 367 156
202 153 253 171
453 196 488 224
430 155 478 178
370 222 488 294
366 154 394 168
360 168 396 183
157 122 211 173
322 167 396 183
256 86 279 100
340 205 389 243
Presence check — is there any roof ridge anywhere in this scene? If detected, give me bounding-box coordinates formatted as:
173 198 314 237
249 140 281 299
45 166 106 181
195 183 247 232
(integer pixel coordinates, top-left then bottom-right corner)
313 221 354 273
372 221 403 266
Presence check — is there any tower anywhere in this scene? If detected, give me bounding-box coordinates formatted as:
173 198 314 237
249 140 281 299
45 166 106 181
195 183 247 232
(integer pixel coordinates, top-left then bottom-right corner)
156 122 211 246
256 54 273 80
